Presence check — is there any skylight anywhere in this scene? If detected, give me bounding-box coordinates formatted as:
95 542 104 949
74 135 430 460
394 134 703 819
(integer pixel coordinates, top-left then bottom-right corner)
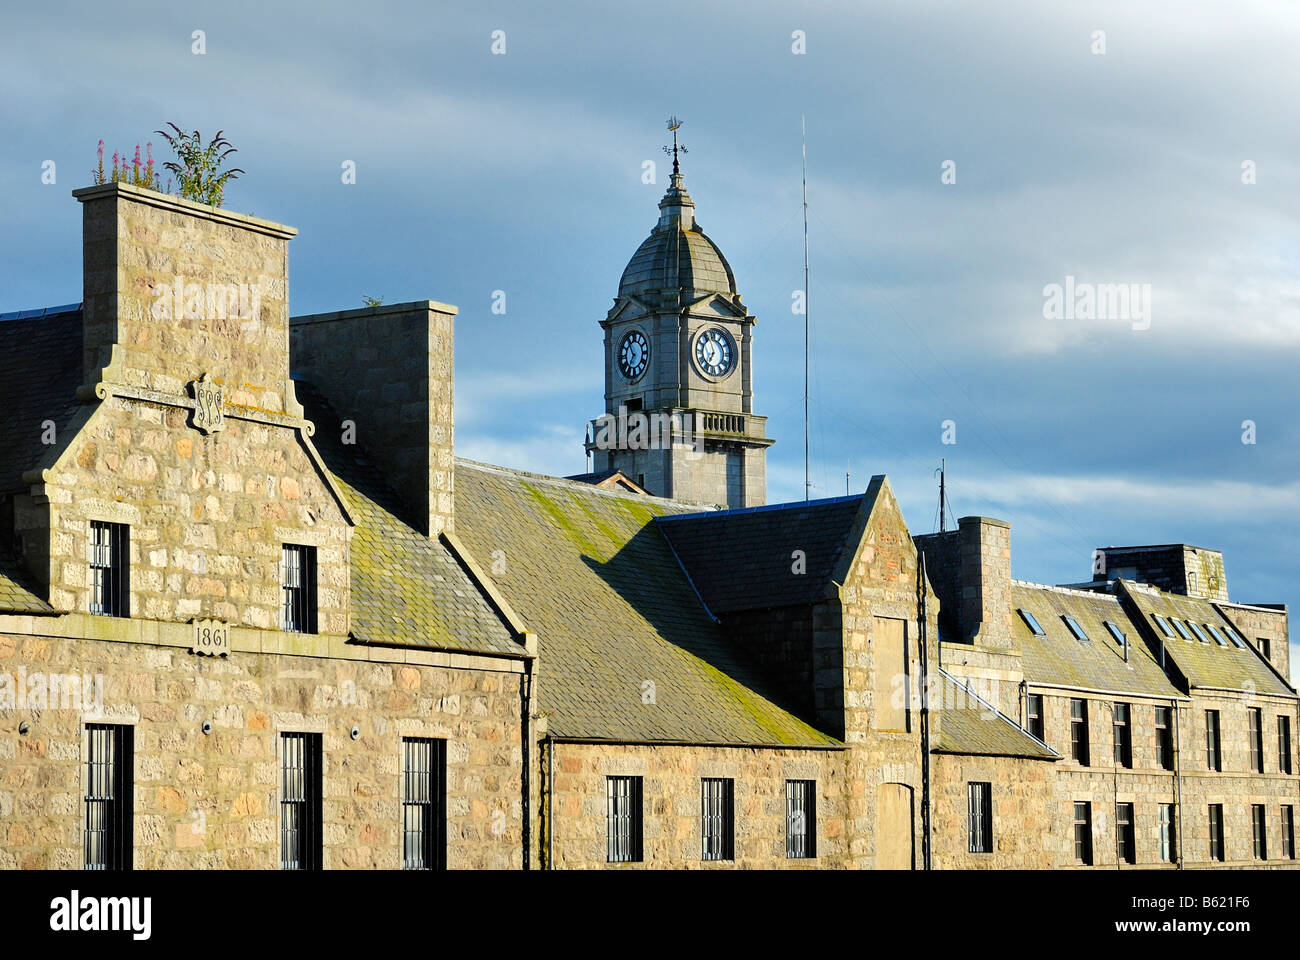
1153 615 1175 638
1188 622 1210 643
1103 620 1127 645
1204 624 1228 646
1171 619 1194 641
1019 609 1046 636
1222 625 1247 649
1063 616 1089 642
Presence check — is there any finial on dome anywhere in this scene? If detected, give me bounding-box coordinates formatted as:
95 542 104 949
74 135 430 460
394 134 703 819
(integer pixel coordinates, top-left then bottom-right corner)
663 116 688 178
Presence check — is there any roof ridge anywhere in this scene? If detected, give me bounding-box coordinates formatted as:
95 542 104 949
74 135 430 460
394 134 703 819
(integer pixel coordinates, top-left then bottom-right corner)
454 457 712 509
656 491 866 523
1014 579 1122 601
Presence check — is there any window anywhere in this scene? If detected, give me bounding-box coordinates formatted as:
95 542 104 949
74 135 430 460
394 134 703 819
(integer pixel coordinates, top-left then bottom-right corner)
88 520 129 617
84 724 133 870
1259 636 1271 659
1063 615 1089 642
700 778 734 861
1113 702 1132 768
1188 621 1210 644
1171 619 1194 641
1073 802 1093 865
1222 625 1245 648
1282 806 1295 860
1208 804 1225 862
606 776 643 863
1205 624 1227 646
1205 710 1222 771
1252 804 1267 860
281 544 318 633
280 732 322 870
785 780 816 859
1115 803 1135 865
873 616 910 732
1018 609 1046 636
1249 708 1264 773
1279 716 1293 775
1103 620 1126 646
1158 803 1175 864
1070 699 1090 765
967 782 993 853
1026 694 1044 742
1154 706 1174 771
1153 614 1175 638
401 738 446 871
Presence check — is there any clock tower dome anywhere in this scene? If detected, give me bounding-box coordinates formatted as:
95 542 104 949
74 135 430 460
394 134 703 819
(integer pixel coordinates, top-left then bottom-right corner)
586 135 773 508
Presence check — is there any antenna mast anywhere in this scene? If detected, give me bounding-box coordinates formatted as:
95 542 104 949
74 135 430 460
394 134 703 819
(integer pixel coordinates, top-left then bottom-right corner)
802 115 810 501
937 458 947 533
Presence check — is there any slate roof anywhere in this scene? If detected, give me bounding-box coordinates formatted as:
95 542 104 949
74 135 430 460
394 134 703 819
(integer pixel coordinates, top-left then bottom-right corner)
933 671 1057 760
0 308 83 492
1012 581 1184 698
453 460 841 746
295 381 523 658
656 494 869 614
0 551 54 614
1119 581 1294 698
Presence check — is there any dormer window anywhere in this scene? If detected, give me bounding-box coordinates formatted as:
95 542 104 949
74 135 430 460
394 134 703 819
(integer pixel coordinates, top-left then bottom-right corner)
281 544 318 634
1018 609 1046 636
88 520 129 618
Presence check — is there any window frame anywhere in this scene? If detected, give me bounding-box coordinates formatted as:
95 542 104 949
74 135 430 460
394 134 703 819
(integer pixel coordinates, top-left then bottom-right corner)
84 723 133 871
1158 803 1176 864
1249 708 1264 774
1026 693 1045 743
1073 801 1093 865
1252 804 1267 861
1282 805 1295 861
1187 621 1210 644
1208 804 1225 862
1279 715 1293 775
606 775 643 863
1062 615 1089 642
1102 620 1126 646
1112 702 1132 769
1154 705 1174 771
1018 609 1046 636
1204 624 1228 646
280 731 322 871
1171 619 1194 641
967 781 993 854
1115 802 1135 865
1153 614 1175 638
700 777 735 862
1070 698 1090 766
785 779 817 859
401 737 446 871
281 543 319 634
1205 710 1222 772
88 520 130 618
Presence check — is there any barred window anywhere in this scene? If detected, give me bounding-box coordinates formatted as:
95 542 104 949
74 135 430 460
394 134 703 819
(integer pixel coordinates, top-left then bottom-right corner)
1205 710 1222 772
1026 694 1044 742
1249 708 1264 774
88 521 129 618
1073 802 1093 865
606 776 642 863
281 732 322 870
84 724 133 870
967 782 993 853
1070 699 1090 766
1158 803 1175 864
1282 806 1295 860
1115 802 1135 865
785 779 816 859
281 544 318 634
1280 716 1293 776
700 778 734 861
1154 706 1174 771
402 738 446 870
1112 702 1132 768
1252 804 1267 861
1208 804 1225 862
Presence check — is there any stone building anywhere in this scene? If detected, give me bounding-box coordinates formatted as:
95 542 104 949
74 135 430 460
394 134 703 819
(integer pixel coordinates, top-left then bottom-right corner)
0 174 1292 870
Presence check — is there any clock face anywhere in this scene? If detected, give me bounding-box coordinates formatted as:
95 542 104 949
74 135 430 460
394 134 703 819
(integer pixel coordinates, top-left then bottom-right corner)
618 329 649 380
694 328 734 378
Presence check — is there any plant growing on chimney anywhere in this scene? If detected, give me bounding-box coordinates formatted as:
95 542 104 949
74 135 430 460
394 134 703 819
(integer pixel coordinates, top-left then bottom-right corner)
154 123 245 207
93 139 167 191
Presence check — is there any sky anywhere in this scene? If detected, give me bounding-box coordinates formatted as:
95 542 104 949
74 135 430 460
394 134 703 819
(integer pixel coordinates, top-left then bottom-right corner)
2 0 1296 670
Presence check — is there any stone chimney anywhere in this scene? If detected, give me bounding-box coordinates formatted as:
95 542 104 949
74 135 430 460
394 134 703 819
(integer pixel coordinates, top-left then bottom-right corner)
290 301 456 536
957 516 1013 647
73 182 296 409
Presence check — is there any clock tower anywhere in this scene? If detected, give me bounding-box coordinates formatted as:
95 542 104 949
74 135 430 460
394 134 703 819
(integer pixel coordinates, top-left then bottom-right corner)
586 128 773 508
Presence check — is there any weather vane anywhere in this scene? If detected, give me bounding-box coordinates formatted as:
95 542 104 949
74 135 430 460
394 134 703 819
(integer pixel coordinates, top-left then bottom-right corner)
662 116 687 175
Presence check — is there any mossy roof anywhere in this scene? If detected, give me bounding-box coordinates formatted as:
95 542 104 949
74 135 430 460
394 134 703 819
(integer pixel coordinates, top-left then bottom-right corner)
0 551 54 614
1119 581 1294 697
297 382 523 658
1012 581 1184 698
933 672 1057 760
656 494 870 614
453 460 841 746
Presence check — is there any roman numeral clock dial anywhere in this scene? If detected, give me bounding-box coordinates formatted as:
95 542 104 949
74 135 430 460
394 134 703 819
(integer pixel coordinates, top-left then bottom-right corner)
693 327 734 378
618 330 649 380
